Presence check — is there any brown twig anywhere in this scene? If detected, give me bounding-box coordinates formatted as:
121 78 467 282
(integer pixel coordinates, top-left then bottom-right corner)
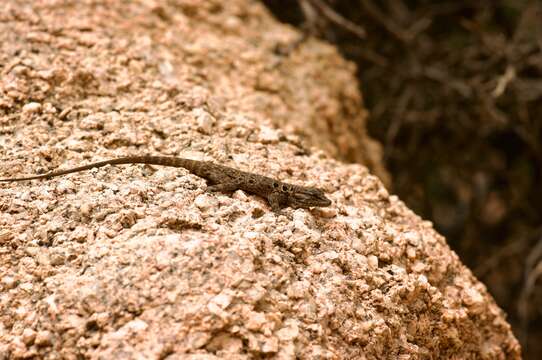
306 0 366 38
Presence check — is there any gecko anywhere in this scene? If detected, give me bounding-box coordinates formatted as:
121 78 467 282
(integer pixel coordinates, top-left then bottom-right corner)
0 155 332 213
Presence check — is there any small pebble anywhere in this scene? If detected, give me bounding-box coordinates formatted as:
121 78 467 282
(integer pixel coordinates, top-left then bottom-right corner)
35 330 53 346
194 108 215 134
22 329 36 345
22 102 42 113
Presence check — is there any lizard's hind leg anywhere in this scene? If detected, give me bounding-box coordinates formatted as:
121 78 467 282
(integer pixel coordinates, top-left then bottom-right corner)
206 182 239 193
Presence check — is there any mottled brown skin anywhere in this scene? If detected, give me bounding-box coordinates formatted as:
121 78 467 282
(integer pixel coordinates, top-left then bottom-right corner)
0 156 332 213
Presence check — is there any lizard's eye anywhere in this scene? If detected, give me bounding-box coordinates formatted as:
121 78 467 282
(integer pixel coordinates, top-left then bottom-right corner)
273 182 279 188
282 185 288 191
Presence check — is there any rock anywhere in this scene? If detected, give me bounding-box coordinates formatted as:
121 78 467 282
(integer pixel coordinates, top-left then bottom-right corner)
0 0 520 359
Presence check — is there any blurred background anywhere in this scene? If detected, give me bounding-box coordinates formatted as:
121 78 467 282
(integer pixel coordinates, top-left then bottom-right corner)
263 1 542 358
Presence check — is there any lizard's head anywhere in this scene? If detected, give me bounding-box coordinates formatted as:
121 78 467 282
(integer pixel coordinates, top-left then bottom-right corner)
284 184 332 208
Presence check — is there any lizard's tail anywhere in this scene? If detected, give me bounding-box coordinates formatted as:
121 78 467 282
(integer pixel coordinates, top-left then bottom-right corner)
0 156 202 182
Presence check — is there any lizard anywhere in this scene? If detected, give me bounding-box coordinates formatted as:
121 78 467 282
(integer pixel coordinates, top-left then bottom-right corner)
0 155 332 213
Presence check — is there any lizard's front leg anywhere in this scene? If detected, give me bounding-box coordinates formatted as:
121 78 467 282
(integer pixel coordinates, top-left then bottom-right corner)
267 192 284 214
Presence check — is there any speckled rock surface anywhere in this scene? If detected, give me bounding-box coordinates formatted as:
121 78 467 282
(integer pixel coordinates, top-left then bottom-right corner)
0 0 519 359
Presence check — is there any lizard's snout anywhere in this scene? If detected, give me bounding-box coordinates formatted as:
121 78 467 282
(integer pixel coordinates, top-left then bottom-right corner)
290 187 332 208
